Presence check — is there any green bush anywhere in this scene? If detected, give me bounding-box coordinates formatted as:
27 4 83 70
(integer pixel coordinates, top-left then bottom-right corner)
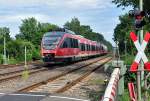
0 54 3 64
32 49 41 60
8 57 18 64
118 90 130 101
121 54 135 65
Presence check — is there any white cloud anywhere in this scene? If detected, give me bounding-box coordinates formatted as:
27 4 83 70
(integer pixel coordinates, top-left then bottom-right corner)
0 0 113 10
0 0 40 6
0 14 51 23
0 0 126 45
67 0 112 9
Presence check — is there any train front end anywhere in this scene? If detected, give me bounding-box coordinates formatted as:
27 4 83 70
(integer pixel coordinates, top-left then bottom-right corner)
41 32 63 63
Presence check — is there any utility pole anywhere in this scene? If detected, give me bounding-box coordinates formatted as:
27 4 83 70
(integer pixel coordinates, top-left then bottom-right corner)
25 46 27 68
137 0 143 100
124 40 127 61
3 34 7 65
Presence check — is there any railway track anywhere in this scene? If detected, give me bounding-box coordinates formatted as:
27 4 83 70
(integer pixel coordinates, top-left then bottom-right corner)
17 56 111 93
0 60 42 69
0 66 44 77
0 56 106 84
0 68 48 83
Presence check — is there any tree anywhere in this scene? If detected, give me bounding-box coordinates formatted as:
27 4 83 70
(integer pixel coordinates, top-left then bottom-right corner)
64 17 113 51
113 14 136 54
16 17 58 48
0 27 11 44
6 39 35 61
0 27 11 56
19 17 38 42
112 0 150 11
64 18 81 34
37 23 58 46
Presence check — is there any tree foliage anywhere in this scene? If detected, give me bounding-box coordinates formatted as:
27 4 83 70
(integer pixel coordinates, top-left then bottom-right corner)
112 0 150 11
113 14 136 54
6 39 35 61
0 27 11 44
16 17 58 48
64 17 112 51
0 27 11 63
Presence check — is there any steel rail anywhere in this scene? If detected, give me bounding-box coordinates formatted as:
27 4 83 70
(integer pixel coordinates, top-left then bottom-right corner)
0 68 47 83
55 57 112 93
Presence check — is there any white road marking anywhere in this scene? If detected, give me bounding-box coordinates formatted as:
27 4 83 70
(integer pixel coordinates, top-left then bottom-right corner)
0 93 90 101
50 95 90 101
8 93 46 97
0 93 46 97
0 93 5 95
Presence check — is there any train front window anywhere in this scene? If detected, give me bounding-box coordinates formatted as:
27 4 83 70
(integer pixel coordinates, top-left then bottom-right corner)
42 36 61 50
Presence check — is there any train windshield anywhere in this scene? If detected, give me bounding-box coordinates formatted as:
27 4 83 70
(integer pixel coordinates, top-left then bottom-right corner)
42 32 63 50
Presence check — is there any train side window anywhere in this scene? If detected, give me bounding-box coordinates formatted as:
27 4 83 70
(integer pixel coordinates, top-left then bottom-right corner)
62 40 68 48
81 43 83 51
61 38 70 48
71 38 79 48
85 44 87 50
79 43 82 50
91 45 93 51
80 43 84 51
75 39 79 48
94 45 96 51
96 46 98 51
70 38 74 48
83 43 85 51
88 44 90 51
86 44 88 51
90 45 91 51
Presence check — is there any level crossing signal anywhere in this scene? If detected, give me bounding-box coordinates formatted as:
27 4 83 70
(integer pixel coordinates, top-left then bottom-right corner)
129 10 146 29
130 32 150 72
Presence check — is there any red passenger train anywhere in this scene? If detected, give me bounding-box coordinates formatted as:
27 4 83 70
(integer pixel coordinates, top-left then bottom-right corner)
41 29 108 63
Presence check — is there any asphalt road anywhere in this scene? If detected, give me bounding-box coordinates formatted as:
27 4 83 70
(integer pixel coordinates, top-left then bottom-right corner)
0 92 89 101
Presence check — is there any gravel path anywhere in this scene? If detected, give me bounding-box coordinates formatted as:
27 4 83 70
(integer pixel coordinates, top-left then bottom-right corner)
29 57 110 94
61 63 109 101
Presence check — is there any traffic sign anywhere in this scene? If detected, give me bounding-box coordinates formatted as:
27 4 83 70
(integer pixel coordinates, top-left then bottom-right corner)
130 32 150 72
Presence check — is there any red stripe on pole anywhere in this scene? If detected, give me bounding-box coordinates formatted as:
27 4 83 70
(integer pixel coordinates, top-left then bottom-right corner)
144 62 150 71
130 32 137 42
109 99 113 101
128 83 137 101
144 32 150 42
112 86 116 92
130 62 139 72
111 91 115 97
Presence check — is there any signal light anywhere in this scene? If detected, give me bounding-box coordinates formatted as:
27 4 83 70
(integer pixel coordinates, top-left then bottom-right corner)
129 10 146 29
135 19 146 29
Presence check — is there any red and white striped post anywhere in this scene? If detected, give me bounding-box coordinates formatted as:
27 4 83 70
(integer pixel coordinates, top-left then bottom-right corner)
128 83 137 101
101 68 120 101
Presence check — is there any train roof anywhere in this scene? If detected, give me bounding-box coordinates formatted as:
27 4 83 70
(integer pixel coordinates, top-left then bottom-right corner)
43 32 66 37
48 28 76 35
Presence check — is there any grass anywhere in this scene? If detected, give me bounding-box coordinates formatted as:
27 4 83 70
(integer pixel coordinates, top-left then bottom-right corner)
89 79 104 85
118 90 130 101
120 54 135 65
8 58 19 64
4 57 34 65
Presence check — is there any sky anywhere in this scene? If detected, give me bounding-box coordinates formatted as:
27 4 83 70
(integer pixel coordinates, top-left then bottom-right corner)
0 0 130 46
